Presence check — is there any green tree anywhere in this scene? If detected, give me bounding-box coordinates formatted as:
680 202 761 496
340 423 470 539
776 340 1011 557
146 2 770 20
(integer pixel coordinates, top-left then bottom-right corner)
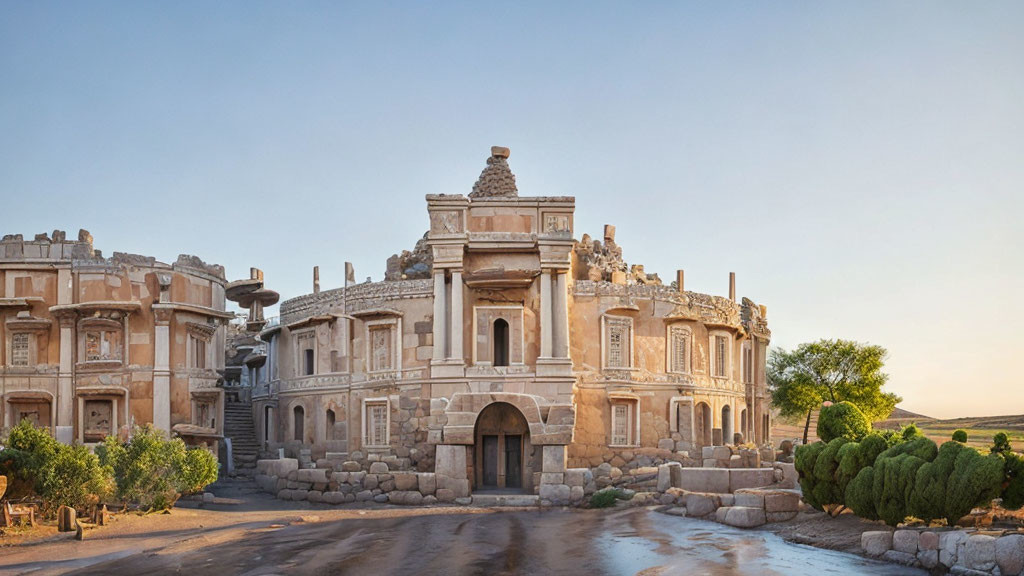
768 339 901 443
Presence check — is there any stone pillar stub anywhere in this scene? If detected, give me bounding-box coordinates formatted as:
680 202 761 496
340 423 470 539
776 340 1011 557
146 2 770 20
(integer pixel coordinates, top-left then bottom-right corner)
432 271 447 361
449 271 463 363
153 322 171 433
539 271 553 358
56 318 75 443
712 428 723 446
542 445 566 474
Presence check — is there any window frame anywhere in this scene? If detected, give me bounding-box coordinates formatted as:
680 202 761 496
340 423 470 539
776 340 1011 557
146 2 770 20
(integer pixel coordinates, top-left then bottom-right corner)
10 332 31 367
78 318 124 365
471 306 525 366
666 324 692 374
608 395 640 448
294 329 317 377
364 317 401 374
709 330 732 379
362 397 390 449
601 314 634 370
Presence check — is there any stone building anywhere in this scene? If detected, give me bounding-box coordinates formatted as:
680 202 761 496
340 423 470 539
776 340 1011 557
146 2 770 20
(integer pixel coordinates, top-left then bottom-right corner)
0 230 231 449
246 147 772 500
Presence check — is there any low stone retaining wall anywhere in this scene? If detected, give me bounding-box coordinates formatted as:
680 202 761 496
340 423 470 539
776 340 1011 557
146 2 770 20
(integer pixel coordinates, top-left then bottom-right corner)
862 528 1024 574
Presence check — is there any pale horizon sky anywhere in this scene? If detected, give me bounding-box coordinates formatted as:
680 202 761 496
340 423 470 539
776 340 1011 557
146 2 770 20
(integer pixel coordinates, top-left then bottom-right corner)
2 2 1022 419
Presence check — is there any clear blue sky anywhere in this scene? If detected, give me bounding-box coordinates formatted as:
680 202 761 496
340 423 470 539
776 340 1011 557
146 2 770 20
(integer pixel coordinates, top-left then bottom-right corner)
2 2 1022 419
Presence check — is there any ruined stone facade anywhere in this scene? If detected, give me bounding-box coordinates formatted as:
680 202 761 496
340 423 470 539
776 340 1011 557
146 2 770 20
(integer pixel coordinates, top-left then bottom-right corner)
248 147 772 504
0 230 231 449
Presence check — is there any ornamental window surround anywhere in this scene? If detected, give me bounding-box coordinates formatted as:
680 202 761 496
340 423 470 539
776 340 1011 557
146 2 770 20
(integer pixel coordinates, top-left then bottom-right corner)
709 330 732 379
78 318 124 365
363 398 390 448
601 315 634 370
667 324 692 374
364 317 401 374
609 395 640 447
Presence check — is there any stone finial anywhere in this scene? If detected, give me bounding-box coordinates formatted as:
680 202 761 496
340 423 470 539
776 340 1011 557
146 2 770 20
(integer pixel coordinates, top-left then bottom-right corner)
313 266 320 294
676 270 685 293
729 272 736 302
603 224 616 244
78 229 93 245
469 146 518 198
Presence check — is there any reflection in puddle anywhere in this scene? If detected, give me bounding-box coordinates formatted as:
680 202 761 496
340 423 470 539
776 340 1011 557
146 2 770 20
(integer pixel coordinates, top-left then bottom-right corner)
598 512 925 576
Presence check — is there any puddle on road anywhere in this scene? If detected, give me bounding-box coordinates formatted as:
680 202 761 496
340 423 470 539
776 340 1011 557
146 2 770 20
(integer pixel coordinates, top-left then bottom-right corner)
598 512 924 576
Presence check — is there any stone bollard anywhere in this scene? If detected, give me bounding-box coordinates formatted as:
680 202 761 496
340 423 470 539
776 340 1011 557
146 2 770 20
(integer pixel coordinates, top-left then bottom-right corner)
94 504 109 526
57 505 77 532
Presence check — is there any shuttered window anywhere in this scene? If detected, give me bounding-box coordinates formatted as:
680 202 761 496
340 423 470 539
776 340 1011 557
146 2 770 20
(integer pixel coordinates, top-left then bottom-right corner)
611 403 631 446
669 327 690 373
11 333 30 366
713 335 728 377
366 401 389 446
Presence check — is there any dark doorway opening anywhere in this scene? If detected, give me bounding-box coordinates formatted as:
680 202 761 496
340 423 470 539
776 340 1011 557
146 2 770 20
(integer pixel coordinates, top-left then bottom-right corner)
493 318 509 366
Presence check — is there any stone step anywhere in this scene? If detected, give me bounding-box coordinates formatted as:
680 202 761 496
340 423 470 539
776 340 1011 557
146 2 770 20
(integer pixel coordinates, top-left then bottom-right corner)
470 494 540 507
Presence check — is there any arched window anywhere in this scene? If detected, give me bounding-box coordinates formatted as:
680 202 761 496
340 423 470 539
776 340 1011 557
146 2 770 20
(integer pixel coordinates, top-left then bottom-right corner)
493 318 509 367
293 405 305 442
326 409 336 440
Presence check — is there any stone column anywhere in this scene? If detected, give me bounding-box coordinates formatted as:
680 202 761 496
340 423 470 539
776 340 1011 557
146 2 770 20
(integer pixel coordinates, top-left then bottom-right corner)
56 314 75 444
153 316 171 433
552 272 569 359
432 271 447 361
449 270 463 362
539 271 553 358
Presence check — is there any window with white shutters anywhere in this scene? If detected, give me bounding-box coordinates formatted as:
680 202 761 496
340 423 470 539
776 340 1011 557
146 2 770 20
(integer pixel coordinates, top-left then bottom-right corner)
11 333 30 366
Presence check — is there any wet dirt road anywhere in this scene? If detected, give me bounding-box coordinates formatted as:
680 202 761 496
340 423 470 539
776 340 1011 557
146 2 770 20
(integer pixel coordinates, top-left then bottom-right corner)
0 504 924 576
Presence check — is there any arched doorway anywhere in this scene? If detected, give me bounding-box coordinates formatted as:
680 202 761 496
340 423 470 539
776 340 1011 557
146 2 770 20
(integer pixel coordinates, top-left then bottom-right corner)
473 402 531 492
695 402 712 449
722 405 733 445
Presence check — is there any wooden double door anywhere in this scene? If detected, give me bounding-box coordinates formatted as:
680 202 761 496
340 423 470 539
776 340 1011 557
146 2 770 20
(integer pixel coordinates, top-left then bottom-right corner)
481 434 523 489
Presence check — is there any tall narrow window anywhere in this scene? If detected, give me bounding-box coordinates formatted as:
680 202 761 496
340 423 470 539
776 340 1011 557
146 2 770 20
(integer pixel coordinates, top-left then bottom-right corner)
326 409 336 440
304 349 315 375
669 326 690 373
293 405 305 441
604 317 631 369
369 326 392 372
365 400 389 447
610 400 636 446
11 333 30 366
742 343 753 384
190 335 207 369
713 334 728 378
493 318 509 367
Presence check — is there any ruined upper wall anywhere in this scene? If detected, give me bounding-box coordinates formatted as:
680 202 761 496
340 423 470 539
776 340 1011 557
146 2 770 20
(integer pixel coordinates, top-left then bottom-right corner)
0 229 226 281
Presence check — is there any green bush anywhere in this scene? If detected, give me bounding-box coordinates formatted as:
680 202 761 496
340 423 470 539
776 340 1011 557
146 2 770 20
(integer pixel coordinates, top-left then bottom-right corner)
589 489 621 508
952 429 968 443
901 423 922 441
97 425 219 510
910 440 968 522
846 466 878 521
0 420 112 514
817 401 871 443
837 434 888 496
810 438 852 508
795 441 826 510
1000 451 1024 511
943 447 1004 524
870 436 937 526
992 432 1012 454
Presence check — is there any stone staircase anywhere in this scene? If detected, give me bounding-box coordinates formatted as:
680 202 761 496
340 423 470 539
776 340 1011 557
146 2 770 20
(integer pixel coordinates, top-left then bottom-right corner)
224 399 259 477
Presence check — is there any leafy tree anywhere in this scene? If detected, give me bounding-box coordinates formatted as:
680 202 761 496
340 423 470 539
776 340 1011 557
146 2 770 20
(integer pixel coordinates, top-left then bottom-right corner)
952 429 968 443
768 339 900 443
818 401 871 442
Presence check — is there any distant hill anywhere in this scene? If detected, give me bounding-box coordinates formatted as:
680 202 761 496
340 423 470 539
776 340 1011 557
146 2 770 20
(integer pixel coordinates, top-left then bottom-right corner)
886 407 931 421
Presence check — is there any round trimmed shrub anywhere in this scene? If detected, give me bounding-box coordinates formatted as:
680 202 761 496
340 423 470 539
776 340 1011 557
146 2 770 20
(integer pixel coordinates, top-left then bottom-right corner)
992 432 1012 454
817 401 871 442
952 429 968 443
1000 451 1024 511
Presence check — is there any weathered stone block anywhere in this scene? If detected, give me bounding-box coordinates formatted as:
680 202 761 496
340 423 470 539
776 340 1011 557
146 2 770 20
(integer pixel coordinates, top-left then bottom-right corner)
341 461 361 472
728 468 775 492
373 494 388 503
657 439 675 451
369 462 389 475
966 534 998 572
712 446 732 460
881 550 917 566
542 445 566 473
418 472 437 495
679 468 729 494
939 530 967 567
765 511 797 523
435 445 468 479
436 488 456 502
997 533 1024 576
701 446 715 460
277 489 293 500
720 506 766 528
919 530 939 551
764 491 800 513
862 531 893 557
393 472 418 491
307 490 323 503
565 468 586 487
355 490 374 502
685 493 720 517
539 483 570 504
540 472 564 485
570 485 585 502
892 530 920 555
917 549 938 569
292 489 309 501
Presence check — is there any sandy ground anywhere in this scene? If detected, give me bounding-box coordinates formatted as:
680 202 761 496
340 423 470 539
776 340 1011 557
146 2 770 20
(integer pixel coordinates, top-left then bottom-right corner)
0 494 917 576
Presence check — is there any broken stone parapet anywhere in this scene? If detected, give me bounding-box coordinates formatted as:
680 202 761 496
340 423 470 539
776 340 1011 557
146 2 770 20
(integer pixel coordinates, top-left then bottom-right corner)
860 528 1024 575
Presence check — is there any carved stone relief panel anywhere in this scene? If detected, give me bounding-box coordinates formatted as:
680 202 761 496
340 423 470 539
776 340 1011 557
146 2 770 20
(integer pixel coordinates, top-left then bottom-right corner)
430 210 463 235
